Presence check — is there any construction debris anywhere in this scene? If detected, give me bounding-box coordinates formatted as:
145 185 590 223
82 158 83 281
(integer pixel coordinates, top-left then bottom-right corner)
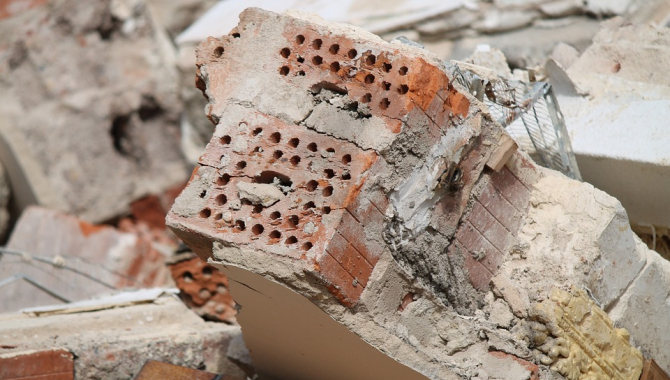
0 0 189 224
0 291 249 380
167 8 670 380
1 0 670 379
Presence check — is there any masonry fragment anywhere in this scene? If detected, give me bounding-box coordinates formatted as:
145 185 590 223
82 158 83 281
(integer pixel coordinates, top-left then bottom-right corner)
164 8 670 380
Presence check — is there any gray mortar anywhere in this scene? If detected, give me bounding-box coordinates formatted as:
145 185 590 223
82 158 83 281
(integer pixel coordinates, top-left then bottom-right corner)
170 165 216 218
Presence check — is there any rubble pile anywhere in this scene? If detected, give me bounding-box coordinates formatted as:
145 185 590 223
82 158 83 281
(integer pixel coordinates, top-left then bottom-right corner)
0 0 669 379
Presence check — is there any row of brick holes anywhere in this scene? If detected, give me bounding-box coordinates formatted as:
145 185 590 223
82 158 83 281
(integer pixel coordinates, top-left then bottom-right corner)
218 130 352 173
279 35 409 111
199 126 357 251
182 266 229 314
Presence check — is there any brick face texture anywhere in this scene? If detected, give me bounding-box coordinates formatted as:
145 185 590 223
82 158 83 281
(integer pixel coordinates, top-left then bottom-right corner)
167 9 531 310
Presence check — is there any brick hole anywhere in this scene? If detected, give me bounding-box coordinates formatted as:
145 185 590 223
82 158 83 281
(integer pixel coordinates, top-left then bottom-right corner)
252 127 263 136
296 35 305 44
232 33 240 38
216 284 227 294
398 84 409 94
199 288 211 299
288 138 300 148
217 174 230 186
252 205 263 213
298 70 306 76
307 142 318 152
361 93 372 103
306 180 319 191
297 55 305 63
302 242 313 251
322 206 331 214
326 147 335 153
280 66 290 76
290 156 301 166
270 211 281 220
399 66 408 75
312 39 322 50
322 186 333 197
199 190 207 198
214 213 223 220
380 98 390 110
252 224 264 235
236 161 247 170
312 56 323 65
269 230 282 239
347 49 357 59
382 81 391 91
365 55 376 65
324 169 335 178
214 46 224 58
200 208 212 218
341 172 351 180
364 74 375 84
383 62 392 72
285 236 298 245
235 220 246 231
273 150 283 159
280 47 291 58
220 135 231 144
253 146 263 153
330 62 340 72
216 194 227 205
329 44 340 54
303 201 316 210
342 154 352 165
183 271 193 283
202 266 213 278
287 215 299 228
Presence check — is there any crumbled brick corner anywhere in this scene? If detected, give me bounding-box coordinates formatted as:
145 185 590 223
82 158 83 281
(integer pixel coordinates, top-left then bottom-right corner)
168 252 237 322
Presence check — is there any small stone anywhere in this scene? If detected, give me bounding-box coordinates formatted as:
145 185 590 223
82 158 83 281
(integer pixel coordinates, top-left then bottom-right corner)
489 299 514 328
237 182 284 207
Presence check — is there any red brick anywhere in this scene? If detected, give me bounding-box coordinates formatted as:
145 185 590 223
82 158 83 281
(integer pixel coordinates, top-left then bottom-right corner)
168 255 237 322
490 166 531 213
455 221 504 274
337 210 379 266
0 349 74 380
326 231 374 287
316 252 362 306
476 179 524 233
467 201 512 253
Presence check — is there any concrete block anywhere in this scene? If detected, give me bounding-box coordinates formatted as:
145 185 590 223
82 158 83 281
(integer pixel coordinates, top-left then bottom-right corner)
609 250 670 375
0 295 247 380
0 0 188 223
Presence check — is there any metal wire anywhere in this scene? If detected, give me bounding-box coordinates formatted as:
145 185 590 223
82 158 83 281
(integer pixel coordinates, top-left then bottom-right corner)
448 63 582 181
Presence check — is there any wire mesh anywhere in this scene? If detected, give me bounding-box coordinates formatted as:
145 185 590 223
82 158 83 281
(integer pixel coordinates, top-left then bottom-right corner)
447 63 581 180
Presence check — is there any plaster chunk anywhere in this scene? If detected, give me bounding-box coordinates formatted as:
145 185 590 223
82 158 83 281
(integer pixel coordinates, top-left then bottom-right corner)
236 182 284 207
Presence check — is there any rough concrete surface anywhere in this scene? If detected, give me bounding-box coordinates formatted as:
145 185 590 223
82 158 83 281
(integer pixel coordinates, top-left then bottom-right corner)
0 294 248 380
0 0 189 223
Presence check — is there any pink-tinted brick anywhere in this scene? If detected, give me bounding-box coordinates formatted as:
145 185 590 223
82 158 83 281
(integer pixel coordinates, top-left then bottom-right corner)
476 180 524 234
467 201 512 253
455 221 504 274
450 242 493 291
490 166 531 212
326 231 374 287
